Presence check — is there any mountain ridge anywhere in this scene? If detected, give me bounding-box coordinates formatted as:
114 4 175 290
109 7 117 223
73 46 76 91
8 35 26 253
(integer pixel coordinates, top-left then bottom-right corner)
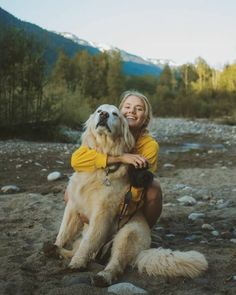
57 31 176 68
0 7 173 76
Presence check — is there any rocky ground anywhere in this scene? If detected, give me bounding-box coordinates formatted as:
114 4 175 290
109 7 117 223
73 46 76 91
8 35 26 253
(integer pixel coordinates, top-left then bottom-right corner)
0 118 236 295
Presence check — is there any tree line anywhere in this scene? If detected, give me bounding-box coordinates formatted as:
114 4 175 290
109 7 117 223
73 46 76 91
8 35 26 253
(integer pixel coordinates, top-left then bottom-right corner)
0 27 235 130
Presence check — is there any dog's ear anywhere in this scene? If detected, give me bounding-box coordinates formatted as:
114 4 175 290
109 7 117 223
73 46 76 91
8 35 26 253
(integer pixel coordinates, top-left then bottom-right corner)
120 115 135 151
81 113 95 146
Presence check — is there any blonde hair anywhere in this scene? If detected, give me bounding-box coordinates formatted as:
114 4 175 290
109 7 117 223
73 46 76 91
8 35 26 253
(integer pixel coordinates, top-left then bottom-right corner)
119 90 152 132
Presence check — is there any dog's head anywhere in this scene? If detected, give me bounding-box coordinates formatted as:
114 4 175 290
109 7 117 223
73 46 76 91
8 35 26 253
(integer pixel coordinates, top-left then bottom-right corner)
82 104 135 153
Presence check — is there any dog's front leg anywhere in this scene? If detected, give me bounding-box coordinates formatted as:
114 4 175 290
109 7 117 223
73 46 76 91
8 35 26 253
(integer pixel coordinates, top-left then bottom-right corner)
69 212 112 270
55 201 83 248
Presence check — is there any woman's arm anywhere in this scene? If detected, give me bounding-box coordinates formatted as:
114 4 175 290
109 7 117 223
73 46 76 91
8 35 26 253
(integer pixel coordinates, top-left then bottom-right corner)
71 145 147 173
71 145 107 172
107 153 147 168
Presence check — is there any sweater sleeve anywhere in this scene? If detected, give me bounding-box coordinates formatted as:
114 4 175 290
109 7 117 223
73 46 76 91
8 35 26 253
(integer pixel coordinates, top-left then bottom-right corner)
136 135 159 173
71 145 107 172
130 135 159 202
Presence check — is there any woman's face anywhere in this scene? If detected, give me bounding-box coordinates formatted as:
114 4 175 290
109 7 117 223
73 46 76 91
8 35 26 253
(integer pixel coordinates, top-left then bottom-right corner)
120 95 146 129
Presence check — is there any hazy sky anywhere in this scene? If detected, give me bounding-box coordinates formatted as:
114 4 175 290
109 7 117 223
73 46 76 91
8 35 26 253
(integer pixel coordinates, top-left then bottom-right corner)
1 0 236 67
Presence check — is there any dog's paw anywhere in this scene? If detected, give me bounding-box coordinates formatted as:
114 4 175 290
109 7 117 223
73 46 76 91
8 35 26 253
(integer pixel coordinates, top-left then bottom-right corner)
69 257 88 271
91 270 113 287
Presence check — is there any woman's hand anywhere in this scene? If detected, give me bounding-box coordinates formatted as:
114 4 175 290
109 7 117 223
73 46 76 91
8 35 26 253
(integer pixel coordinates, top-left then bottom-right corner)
119 153 148 168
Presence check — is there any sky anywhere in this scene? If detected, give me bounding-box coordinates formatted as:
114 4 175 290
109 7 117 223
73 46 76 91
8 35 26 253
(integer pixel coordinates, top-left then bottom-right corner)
1 0 236 67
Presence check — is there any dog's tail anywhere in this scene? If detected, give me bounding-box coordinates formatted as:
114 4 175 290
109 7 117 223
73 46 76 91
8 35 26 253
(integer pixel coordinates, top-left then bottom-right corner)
134 248 208 278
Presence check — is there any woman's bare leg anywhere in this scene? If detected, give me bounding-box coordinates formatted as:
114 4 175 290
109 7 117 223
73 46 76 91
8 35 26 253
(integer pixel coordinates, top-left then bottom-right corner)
143 179 162 228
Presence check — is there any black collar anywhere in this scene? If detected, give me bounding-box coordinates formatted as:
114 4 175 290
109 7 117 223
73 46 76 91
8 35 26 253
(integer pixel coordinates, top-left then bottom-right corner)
105 163 121 174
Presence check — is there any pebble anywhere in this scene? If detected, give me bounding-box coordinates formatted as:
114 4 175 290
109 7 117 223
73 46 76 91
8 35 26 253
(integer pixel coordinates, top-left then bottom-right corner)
185 235 200 241
230 239 236 244
188 213 205 221
47 171 62 181
163 202 176 207
202 195 212 201
221 231 232 239
64 276 91 286
166 234 175 238
211 230 220 237
108 282 148 294
202 224 214 231
163 163 175 169
216 200 231 209
175 184 186 190
1 185 20 194
178 195 197 206
232 229 236 238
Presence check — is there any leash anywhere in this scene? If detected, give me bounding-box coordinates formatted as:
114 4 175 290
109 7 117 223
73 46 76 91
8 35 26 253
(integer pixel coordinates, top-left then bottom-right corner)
98 187 146 260
117 187 145 230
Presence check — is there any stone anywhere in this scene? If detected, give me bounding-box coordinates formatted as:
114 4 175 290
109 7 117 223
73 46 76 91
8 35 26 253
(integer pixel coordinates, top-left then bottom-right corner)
166 234 175 238
188 212 205 221
1 185 20 194
178 195 197 206
211 230 220 237
202 224 214 231
163 163 175 169
108 282 148 294
47 171 62 181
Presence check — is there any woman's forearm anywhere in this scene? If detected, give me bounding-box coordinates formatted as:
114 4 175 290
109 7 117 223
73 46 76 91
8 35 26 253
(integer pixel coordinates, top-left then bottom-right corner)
107 154 147 168
107 155 122 165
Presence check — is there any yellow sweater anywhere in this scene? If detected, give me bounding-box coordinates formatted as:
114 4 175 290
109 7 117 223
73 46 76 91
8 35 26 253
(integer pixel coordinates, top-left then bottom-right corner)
71 133 159 202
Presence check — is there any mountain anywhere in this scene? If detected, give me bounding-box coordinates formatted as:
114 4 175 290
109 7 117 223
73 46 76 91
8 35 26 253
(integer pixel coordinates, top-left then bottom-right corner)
0 7 173 76
0 7 99 66
58 32 176 76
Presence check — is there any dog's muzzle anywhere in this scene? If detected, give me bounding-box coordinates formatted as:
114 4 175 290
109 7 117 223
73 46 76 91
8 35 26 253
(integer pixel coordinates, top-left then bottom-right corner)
96 111 111 132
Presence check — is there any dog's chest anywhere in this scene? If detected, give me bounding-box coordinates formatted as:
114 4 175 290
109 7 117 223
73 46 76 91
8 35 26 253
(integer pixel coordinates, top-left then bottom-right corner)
68 171 128 217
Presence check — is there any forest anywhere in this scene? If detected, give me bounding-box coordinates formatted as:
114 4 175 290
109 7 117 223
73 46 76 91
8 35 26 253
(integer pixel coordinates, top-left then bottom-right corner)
0 27 235 131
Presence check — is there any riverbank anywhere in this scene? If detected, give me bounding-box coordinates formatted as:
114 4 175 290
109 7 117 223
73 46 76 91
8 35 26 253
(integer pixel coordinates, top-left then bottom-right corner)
0 118 235 294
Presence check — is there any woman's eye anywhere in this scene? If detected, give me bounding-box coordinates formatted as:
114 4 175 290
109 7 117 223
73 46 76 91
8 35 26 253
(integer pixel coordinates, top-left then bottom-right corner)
112 112 118 117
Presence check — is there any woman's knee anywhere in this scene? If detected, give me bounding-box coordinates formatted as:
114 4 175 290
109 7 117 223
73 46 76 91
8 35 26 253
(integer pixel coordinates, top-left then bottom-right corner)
146 179 162 203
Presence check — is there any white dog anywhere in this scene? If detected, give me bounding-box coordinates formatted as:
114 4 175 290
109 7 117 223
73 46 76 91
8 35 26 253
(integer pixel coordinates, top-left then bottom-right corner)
54 104 208 287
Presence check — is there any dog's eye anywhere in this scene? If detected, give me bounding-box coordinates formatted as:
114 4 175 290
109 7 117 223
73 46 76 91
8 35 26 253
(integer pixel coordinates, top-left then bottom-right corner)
97 110 102 113
112 112 118 117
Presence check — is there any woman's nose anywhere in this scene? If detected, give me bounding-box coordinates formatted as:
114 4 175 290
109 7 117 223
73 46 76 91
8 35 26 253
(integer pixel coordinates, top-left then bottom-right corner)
128 107 135 114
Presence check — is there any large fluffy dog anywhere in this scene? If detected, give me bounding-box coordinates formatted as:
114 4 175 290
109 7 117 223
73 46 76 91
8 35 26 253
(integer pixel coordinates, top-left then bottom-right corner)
55 104 208 287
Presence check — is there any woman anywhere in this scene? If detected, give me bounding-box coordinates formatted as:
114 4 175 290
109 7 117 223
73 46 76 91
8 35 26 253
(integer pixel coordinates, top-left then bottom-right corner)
67 90 162 228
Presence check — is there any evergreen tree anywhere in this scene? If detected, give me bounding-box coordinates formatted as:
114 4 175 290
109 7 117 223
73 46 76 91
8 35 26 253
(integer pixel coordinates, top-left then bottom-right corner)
106 51 124 105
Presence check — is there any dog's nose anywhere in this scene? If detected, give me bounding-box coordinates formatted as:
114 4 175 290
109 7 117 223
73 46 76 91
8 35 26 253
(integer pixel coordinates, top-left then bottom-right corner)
99 111 109 119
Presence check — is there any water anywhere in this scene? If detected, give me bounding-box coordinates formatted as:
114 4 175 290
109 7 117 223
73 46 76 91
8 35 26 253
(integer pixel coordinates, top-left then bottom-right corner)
160 142 225 154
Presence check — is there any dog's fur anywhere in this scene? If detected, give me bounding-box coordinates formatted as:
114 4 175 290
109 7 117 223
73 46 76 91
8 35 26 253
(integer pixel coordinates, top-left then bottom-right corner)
55 104 208 287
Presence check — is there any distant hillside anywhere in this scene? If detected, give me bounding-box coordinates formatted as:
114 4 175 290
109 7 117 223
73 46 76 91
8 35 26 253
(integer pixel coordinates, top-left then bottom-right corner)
0 7 99 67
0 7 163 76
58 32 165 76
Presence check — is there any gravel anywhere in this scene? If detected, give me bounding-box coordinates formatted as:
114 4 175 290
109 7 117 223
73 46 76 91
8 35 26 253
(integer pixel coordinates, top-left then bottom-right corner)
150 118 236 144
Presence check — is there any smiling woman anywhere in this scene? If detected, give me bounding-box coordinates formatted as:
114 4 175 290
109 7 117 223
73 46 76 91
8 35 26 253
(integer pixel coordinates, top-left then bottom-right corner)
119 90 152 135
68 90 162 228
